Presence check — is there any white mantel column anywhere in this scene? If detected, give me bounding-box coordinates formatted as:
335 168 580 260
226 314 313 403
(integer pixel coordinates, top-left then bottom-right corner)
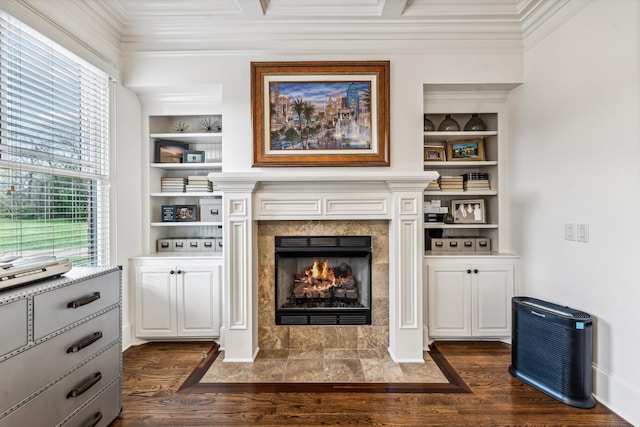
386 181 426 362
216 180 258 362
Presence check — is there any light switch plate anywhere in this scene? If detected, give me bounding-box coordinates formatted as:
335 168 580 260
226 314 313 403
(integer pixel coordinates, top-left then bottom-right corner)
577 224 589 243
565 223 576 241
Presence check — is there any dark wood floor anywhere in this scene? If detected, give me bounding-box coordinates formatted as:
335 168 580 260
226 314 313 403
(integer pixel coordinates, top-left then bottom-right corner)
112 341 630 426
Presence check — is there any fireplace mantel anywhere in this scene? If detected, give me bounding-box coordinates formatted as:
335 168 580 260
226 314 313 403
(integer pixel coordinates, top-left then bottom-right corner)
209 171 439 363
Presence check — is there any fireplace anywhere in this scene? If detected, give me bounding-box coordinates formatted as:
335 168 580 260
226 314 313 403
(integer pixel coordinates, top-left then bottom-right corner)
275 235 372 326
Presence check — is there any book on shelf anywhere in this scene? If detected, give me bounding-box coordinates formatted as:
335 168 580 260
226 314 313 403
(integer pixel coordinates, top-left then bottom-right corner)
160 177 187 192
439 175 464 191
426 179 441 191
183 175 213 192
462 172 489 181
463 180 490 190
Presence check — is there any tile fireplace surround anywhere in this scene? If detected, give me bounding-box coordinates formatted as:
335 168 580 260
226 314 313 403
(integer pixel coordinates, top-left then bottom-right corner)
210 173 439 363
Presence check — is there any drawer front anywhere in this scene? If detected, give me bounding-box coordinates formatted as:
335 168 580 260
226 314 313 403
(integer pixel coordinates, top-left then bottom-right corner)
34 270 120 340
0 298 28 358
61 380 122 427
0 343 120 427
0 307 119 412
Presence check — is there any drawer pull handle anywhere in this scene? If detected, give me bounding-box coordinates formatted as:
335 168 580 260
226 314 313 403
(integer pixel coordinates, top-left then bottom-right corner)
67 331 103 353
67 292 101 309
67 372 102 398
81 412 103 427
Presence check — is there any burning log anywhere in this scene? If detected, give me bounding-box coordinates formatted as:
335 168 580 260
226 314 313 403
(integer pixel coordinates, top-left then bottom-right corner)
290 259 359 301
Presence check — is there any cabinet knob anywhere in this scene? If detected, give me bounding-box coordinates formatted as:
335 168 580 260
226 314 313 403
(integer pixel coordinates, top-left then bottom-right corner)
473 269 479 274
170 270 175 275
466 269 472 274
177 270 183 275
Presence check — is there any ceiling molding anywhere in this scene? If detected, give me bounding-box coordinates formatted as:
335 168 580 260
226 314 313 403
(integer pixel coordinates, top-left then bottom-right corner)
6 0 586 60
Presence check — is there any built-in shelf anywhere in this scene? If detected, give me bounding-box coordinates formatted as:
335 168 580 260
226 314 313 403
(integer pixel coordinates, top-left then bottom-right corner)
151 221 223 227
423 130 497 142
423 223 498 229
151 162 223 170
149 132 222 143
423 160 497 167
150 191 222 197
425 190 498 196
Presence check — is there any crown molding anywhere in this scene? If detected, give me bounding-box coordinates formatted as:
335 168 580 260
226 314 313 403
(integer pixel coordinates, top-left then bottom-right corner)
4 0 586 60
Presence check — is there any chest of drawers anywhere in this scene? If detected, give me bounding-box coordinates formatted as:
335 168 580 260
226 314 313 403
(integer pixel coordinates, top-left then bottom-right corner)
0 266 122 427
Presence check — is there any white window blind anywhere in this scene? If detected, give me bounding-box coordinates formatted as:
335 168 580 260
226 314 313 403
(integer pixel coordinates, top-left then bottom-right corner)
0 12 111 266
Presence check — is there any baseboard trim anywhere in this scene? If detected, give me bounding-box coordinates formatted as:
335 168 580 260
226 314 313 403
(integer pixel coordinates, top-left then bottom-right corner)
593 363 640 425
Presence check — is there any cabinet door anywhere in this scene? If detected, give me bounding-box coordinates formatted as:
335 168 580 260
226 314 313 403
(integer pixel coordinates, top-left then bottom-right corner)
176 261 221 337
427 264 472 337
471 263 514 337
135 265 177 337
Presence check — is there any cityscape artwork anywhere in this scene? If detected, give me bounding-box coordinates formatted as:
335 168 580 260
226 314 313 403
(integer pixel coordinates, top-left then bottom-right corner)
251 61 390 167
268 81 372 151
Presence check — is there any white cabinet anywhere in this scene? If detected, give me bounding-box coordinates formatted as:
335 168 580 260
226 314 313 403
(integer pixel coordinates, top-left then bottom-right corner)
426 255 517 339
133 257 222 339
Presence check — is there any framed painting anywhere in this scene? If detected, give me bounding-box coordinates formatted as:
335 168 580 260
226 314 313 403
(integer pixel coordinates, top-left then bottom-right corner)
424 145 446 161
251 61 390 167
451 199 486 224
446 138 485 161
155 141 189 163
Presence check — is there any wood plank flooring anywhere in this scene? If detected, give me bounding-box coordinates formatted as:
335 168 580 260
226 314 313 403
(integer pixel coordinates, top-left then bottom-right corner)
112 341 631 426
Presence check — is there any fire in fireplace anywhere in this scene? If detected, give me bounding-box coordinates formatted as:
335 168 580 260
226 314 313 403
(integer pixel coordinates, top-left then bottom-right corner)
275 236 372 325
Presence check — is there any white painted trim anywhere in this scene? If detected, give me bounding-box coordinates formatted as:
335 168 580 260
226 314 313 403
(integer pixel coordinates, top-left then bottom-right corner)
593 364 640 425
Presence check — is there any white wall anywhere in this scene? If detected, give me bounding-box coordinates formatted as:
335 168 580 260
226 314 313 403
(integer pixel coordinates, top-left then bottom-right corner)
507 0 640 424
122 51 523 175
113 83 143 349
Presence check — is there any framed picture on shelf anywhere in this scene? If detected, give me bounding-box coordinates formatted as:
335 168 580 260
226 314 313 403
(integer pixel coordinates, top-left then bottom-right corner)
424 145 446 161
183 150 205 163
250 60 390 167
451 199 486 224
161 205 176 222
155 141 190 163
446 138 485 161
175 205 197 222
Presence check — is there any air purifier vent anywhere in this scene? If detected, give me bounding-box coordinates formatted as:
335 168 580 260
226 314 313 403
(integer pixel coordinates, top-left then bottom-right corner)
509 296 596 408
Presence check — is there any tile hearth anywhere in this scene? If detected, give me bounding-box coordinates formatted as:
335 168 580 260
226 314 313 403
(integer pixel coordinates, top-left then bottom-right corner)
201 348 448 384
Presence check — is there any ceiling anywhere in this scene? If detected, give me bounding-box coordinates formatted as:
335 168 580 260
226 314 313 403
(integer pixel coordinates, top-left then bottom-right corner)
12 0 585 57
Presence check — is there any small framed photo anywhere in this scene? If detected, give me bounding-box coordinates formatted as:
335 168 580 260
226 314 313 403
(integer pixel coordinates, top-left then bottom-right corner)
446 138 485 161
175 205 197 222
156 141 190 163
424 145 446 161
451 199 486 224
161 205 176 222
183 150 205 163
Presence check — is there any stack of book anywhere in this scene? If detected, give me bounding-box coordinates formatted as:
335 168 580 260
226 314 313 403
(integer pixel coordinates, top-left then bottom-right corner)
186 175 213 193
161 177 187 193
462 172 490 191
424 199 448 222
439 175 464 192
425 179 441 191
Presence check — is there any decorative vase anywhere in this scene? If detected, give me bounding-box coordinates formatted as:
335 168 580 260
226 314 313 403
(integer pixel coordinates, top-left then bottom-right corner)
464 113 487 131
423 115 435 131
437 114 460 131
443 213 455 224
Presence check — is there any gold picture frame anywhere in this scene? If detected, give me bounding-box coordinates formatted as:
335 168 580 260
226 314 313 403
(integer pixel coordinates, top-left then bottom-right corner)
424 145 446 161
446 138 485 161
251 61 390 167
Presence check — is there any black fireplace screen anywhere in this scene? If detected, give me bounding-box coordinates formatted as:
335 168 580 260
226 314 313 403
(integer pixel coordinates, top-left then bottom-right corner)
275 236 372 325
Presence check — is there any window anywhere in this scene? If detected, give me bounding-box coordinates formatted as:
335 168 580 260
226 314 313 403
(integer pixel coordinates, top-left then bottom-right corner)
0 12 111 266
